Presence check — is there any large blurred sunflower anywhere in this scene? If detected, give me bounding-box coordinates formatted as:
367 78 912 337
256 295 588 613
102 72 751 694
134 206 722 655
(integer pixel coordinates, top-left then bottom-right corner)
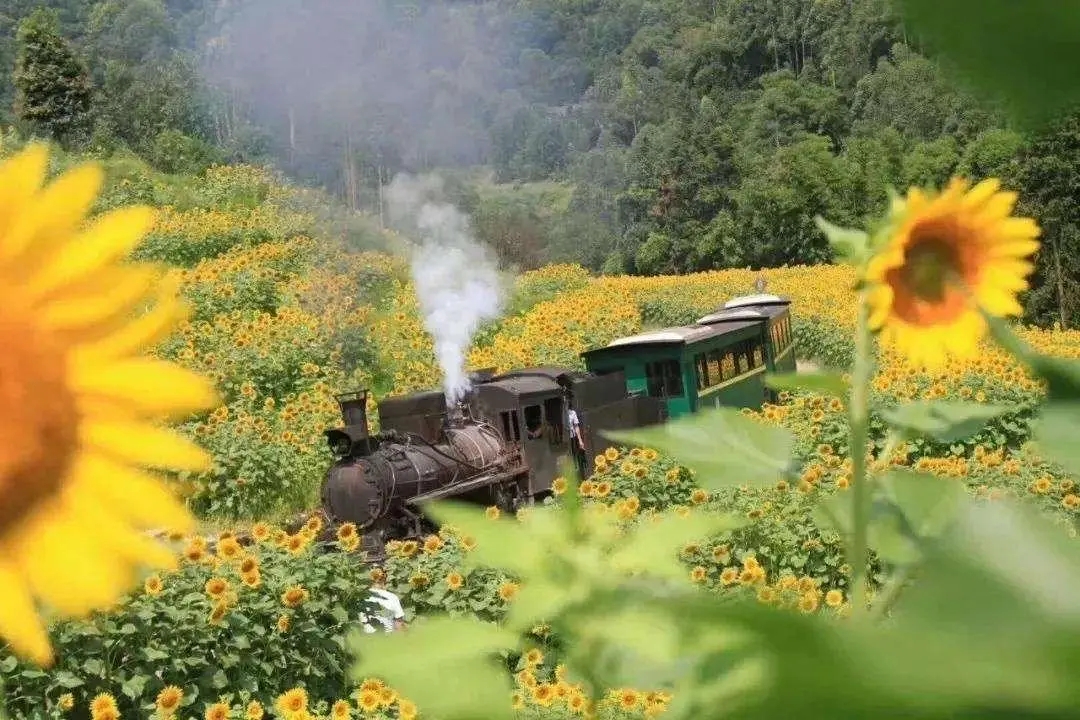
0 144 218 666
865 177 1041 368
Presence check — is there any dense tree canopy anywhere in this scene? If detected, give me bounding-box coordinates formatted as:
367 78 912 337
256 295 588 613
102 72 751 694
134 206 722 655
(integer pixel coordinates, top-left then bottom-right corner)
0 0 1077 326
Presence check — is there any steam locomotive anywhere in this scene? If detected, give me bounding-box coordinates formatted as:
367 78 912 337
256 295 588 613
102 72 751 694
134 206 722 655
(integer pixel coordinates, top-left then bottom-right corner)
318 367 667 559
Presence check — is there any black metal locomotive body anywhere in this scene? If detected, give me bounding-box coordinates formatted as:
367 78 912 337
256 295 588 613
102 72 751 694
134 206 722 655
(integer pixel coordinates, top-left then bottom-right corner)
319 367 665 557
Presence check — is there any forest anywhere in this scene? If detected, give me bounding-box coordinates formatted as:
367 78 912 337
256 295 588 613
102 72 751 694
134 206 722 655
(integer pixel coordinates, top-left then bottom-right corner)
2 0 1077 329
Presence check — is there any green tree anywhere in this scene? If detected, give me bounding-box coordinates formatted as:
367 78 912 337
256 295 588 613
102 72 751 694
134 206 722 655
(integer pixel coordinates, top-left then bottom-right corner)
1009 112 1080 330
12 8 94 145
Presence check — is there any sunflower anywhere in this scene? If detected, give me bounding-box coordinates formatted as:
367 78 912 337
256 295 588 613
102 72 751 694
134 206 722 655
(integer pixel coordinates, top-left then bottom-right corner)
0 144 217 666
281 585 309 608
57 693 75 712
245 700 265 720
497 581 519 602
865 177 1041 368
275 688 308 716
250 521 271 542
205 702 229 720
144 574 163 595
398 699 418 720
156 685 183 716
90 693 118 720
356 690 381 713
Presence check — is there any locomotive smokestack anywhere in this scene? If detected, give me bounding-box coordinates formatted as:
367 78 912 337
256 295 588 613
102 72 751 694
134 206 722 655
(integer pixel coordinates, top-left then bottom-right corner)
324 390 374 458
445 400 467 428
336 390 371 437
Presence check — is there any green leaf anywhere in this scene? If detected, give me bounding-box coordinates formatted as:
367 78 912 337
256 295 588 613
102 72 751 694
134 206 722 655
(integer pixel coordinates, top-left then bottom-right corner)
814 492 920 565
868 512 921 566
1032 402 1080 476
81 658 104 676
424 501 546 578
881 470 966 540
609 510 746 581
765 371 849 400
880 400 1014 443
984 314 1080 400
815 216 869 265
503 575 581 632
120 674 148 700
861 498 1080 713
348 616 516 720
894 0 1080 130
210 669 228 690
51 671 83 689
604 407 796 489
0 656 16 673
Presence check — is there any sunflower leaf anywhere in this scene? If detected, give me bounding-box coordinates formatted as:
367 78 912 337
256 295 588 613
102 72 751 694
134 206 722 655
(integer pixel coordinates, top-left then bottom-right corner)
608 510 746 580
815 216 869 265
879 400 1014 444
421 501 543 578
1032 402 1080 478
880 470 966 540
765 371 849 400
814 493 922 566
347 616 516 720
984 313 1080 401
893 0 1080 130
603 407 796 489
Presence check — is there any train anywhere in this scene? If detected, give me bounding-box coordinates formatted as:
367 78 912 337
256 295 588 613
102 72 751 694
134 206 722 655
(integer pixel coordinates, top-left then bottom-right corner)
316 292 796 559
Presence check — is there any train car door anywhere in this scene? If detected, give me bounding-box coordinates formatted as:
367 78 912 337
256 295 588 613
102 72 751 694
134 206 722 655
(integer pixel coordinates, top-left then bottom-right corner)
522 401 557 496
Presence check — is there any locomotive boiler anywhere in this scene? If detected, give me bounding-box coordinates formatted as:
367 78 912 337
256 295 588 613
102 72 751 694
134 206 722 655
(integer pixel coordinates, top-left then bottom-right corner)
319 367 667 560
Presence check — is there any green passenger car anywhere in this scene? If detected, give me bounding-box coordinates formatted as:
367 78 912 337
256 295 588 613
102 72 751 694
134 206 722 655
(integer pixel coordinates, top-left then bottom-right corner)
698 294 797 376
580 319 771 420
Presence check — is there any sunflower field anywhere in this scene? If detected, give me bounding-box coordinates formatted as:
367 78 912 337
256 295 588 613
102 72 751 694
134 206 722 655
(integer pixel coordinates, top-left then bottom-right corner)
1 126 1079 720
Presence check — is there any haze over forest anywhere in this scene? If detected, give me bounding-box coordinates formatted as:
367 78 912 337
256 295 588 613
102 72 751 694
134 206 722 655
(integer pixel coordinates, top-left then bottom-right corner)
1 0 1077 329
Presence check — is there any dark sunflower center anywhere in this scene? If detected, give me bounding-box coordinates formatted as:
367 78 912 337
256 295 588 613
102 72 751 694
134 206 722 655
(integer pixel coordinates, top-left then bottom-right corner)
0 306 78 538
900 238 960 302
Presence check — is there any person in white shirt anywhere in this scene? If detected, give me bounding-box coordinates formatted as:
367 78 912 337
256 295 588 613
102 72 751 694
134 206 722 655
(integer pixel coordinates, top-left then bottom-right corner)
360 586 406 633
566 400 587 477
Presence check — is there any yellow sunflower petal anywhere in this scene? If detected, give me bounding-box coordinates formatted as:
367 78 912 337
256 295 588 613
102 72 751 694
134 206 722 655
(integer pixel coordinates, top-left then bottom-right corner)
75 453 195 533
4 163 104 264
866 284 894 331
39 266 158 334
976 284 1025 316
70 358 219 419
974 189 1019 222
7 502 134 617
941 313 984 359
73 454 194 531
0 144 49 237
0 560 53 667
988 237 1041 259
75 292 189 361
993 216 1042 242
82 420 214 473
25 206 156 300
64 481 178 571
960 178 1002 210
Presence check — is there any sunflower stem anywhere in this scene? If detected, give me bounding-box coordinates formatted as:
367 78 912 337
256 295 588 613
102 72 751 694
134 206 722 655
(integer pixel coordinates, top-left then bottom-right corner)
848 287 874 617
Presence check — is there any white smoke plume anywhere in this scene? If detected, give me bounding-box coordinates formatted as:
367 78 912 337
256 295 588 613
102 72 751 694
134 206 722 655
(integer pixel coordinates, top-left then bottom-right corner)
385 173 505 404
